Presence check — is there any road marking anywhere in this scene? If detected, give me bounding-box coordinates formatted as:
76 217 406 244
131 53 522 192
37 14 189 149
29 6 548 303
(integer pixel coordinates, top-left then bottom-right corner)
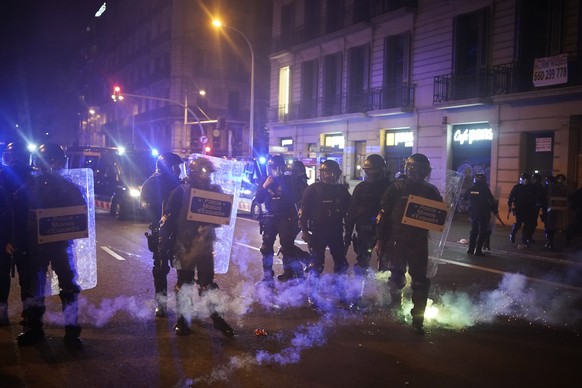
101 246 126 261
437 257 582 292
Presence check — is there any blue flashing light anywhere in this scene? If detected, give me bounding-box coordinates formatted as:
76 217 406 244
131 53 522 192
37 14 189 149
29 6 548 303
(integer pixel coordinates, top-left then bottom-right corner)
151 149 159 157
27 143 37 152
258 156 267 165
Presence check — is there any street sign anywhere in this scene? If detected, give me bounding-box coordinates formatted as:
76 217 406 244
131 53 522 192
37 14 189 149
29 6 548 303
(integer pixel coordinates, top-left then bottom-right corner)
199 135 209 144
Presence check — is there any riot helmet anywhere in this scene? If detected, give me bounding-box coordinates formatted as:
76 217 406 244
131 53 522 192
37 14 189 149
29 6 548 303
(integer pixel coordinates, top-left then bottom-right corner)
519 172 531 185
156 152 182 177
555 174 566 184
319 160 341 184
473 173 486 185
2 141 30 167
404 153 431 181
186 157 216 186
267 155 286 177
362 154 386 181
33 143 67 173
531 173 542 185
289 160 306 177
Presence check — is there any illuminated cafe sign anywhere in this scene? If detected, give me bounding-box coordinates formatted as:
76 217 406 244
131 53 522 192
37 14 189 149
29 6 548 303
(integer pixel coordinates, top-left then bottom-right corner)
453 127 493 145
386 131 414 147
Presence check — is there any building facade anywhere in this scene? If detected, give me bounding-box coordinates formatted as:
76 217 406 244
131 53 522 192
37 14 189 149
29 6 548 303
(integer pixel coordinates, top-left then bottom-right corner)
267 0 582 212
77 0 272 158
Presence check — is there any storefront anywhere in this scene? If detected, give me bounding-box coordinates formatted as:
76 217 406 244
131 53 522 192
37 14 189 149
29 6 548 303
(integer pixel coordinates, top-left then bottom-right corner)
451 123 493 212
384 129 413 178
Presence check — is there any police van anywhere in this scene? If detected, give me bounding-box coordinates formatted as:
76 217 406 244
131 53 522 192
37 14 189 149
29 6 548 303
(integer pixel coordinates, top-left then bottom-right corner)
65 146 156 219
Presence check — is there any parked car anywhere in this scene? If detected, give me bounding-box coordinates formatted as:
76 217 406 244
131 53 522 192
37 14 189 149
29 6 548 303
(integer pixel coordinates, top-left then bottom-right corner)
66 146 156 219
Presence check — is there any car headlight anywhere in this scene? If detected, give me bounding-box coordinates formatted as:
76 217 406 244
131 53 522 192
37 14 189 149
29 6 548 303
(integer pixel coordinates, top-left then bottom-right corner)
129 187 141 198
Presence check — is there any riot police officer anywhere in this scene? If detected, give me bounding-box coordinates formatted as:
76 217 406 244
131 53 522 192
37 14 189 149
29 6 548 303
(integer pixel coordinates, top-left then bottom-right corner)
375 153 443 334
140 152 183 318
12 143 85 347
345 154 391 275
0 141 32 325
255 155 305 282
159 157 233 337
299 160 351 276
508 172 538 246
462 173 498 256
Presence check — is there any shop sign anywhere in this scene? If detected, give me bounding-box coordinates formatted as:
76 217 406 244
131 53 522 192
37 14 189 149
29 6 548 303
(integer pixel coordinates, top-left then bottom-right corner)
386 131 413 147
453 127 492 145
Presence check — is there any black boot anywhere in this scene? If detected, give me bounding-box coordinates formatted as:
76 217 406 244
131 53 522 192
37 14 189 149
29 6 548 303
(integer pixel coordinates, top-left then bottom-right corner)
174 316 191 336
64 325 83 349
17 323 45 346
210 312 234 337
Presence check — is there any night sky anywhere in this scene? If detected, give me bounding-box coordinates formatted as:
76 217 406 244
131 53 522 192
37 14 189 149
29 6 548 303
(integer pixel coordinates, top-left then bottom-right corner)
0 0 104 146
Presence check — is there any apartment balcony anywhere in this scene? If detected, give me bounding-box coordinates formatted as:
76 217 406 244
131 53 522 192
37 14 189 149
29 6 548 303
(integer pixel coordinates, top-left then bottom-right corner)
268 83 414 123
433 49 582 105
271 0 418 52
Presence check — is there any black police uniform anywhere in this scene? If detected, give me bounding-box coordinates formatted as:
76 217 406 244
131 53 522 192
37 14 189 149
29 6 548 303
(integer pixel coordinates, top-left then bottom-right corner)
255 173 304 280
345 177 391 274
376 176 443 330
508 180 538 245
299 180 351 275
140 170 180 314
14 172 85 345
159 171 233 337
0 163 32 324
462 179 498 255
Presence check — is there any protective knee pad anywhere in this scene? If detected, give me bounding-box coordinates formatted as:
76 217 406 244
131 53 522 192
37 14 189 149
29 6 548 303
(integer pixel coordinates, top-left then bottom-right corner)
411 278 430 293
260 245 274 256
388 271 406 290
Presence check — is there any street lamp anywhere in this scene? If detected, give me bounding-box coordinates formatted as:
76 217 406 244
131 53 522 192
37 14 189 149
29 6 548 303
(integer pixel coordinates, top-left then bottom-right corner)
212 19 255 158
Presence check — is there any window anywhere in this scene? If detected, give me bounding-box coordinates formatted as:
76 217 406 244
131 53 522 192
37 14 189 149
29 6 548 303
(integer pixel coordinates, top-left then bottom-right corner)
323 53 342 116
278 66 290 120
347 45 369 112
281 3 295 47
452 8 490 99
326 0 344 33
301 59 319 118
383 32 410 108
304 0 320 40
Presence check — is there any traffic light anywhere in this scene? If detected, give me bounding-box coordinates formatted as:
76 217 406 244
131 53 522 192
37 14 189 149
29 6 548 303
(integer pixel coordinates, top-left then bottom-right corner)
204 145 212 154
111 85 123 101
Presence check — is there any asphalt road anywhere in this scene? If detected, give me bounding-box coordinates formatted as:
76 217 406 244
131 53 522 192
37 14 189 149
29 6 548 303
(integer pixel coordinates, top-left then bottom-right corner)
0 212 581 387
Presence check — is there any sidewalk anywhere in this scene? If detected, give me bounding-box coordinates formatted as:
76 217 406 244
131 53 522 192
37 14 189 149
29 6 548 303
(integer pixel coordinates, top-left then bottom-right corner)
445 213 581 260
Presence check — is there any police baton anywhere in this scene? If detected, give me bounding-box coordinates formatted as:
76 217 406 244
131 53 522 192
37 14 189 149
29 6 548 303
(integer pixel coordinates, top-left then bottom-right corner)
495 213 506 226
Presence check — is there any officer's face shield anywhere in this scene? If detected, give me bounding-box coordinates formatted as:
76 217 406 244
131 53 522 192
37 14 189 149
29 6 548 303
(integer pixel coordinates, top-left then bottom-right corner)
405 161 430 181
267 164 284 177
320 169 338 184
363 167 383 181
171 163 183 178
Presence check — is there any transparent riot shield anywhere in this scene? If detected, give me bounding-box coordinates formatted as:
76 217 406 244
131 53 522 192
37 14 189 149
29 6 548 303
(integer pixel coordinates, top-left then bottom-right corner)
188 154 244 274
46 168 97 295
426 168 465 277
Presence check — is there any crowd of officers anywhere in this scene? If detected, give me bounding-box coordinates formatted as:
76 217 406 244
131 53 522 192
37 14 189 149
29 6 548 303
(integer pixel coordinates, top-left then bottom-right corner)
254 152 441 334
4 141 581 345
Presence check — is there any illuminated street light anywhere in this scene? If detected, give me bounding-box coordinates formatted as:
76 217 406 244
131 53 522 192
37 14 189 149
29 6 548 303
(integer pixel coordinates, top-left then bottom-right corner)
212 19 255 158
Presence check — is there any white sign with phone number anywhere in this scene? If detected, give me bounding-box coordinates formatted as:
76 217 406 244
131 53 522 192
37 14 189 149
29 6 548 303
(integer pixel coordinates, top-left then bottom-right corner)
533 54 568 87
